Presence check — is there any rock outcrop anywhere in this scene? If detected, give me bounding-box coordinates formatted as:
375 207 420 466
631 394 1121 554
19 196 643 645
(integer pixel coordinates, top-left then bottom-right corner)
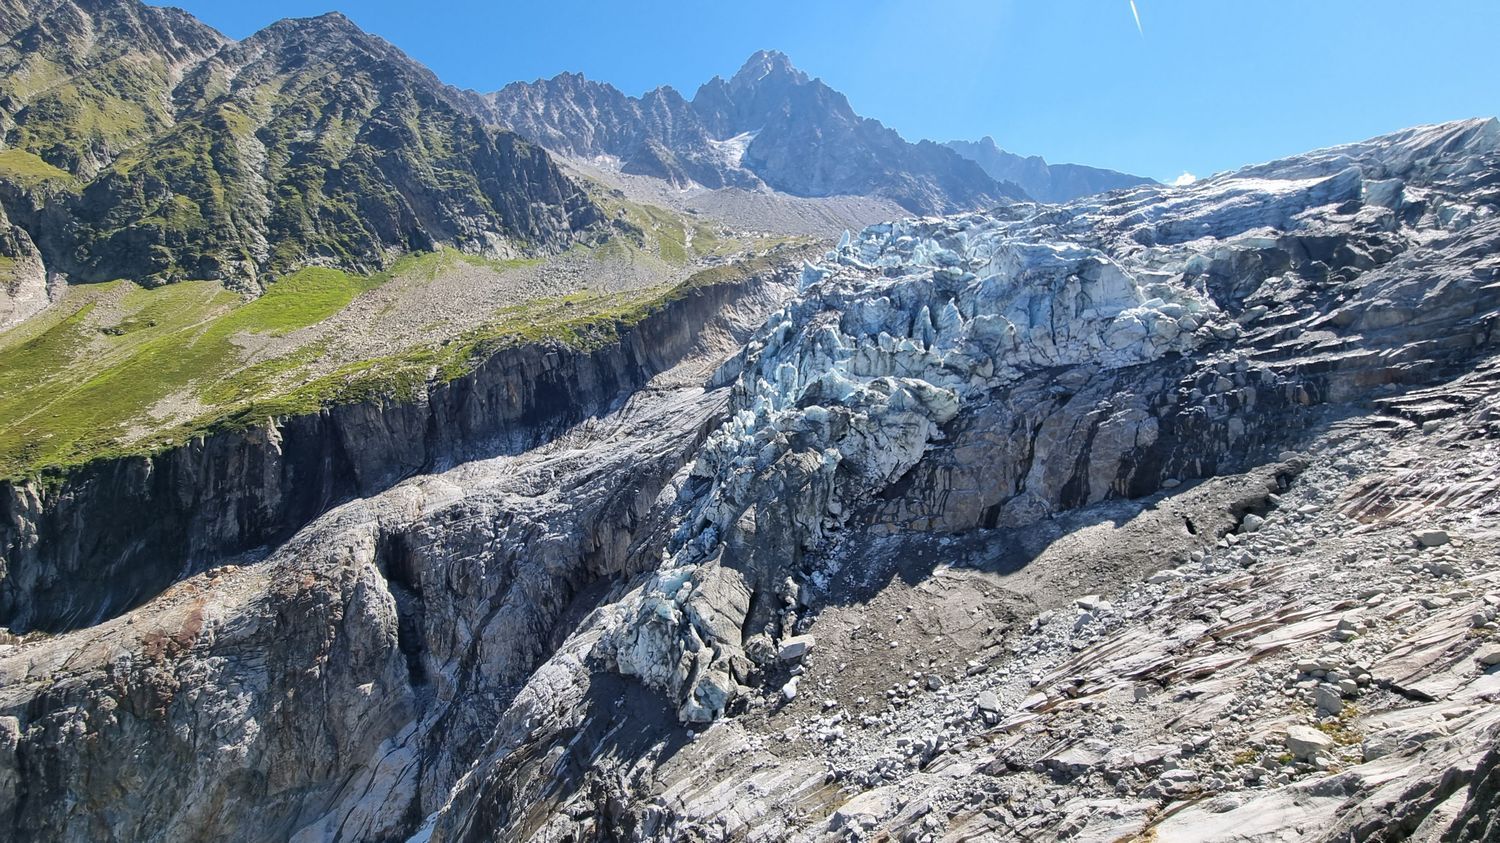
3 117 1500 842
0 264 795 633
0 202 46 328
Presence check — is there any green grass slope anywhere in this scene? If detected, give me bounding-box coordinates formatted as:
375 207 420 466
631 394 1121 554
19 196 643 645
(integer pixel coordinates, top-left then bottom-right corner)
0 245 794 481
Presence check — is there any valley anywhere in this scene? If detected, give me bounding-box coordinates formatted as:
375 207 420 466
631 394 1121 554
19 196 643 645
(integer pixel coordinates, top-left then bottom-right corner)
0 2 1497 842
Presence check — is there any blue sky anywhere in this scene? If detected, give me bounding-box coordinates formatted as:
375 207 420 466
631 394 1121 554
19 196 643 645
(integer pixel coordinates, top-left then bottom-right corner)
158 1 1500 183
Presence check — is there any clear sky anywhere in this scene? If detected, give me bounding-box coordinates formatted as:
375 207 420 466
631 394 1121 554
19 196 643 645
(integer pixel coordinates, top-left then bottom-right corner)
155 0 1500 183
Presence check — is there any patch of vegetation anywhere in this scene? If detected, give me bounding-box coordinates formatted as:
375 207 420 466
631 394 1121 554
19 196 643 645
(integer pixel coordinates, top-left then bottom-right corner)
0 55 68 104
580 182 744 265
211 253 781 431
1314 707 1362 746
0 148 74 188
8 55 173 174
0 248 785 480
691 223 721 254
0 267 375 478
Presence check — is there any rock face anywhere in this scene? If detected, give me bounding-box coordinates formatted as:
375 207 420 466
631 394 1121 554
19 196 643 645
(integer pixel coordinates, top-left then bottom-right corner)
0 0 600 291
0 256 799 842
574 116 1500 728
946 135 1158 203
0 202 46 328
0 265 793 633
487 51 1026 215
3 117 1500 842
483 71 758 191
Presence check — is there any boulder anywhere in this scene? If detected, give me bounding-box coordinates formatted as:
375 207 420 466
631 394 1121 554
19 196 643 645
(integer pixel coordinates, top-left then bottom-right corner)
1315 685 1344 716
1415 529 1451 548
829 786 901 831
778 634 817 662
1286 725 1334 760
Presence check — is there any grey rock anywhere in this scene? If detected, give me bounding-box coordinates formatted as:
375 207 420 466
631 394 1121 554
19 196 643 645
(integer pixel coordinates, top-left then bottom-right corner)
1286 725 1335 760
778 634 817 662
944 136 1156 203
1315 685 1345 716
1416 529 1451 548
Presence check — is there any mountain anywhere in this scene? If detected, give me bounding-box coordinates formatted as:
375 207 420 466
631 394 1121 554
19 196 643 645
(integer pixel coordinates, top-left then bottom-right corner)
483 70 754 190
0 0 600 316
4 117 1499 841
946 135 1157 202
0 0 226 177
487 50 1026 215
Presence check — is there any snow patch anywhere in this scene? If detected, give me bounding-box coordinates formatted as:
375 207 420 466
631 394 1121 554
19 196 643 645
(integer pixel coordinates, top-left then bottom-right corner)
709 130 759 169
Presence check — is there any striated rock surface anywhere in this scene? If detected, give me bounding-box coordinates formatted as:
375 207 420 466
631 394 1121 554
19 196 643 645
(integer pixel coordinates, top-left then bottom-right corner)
3 117 1500 842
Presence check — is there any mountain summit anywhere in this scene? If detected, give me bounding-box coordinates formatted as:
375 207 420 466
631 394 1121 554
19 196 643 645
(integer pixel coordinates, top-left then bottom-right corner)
731 49 806 84
486 51 1025 214
0 0 600 313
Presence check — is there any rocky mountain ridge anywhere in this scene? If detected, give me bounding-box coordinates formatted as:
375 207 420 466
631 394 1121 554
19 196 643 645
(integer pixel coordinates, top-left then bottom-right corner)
945 135 1157 203
1 116 1498 842
0 0 601 325
485 50 1026 216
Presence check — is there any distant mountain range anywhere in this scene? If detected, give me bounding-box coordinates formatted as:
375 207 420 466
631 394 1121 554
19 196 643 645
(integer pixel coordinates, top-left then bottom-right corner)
944 136 1157 203
0 0 1155 323
484 50 1026 216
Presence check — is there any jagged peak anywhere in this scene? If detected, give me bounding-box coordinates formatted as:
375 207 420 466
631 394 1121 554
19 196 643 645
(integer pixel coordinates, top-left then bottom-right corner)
499 71 636 99
270 9 359 32
249 8 421 56
235 8 448 86
642 84 689 105
732 49 808 85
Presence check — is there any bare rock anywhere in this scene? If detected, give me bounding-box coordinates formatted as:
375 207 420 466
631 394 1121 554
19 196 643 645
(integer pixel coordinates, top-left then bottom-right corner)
1286 725 1334 760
